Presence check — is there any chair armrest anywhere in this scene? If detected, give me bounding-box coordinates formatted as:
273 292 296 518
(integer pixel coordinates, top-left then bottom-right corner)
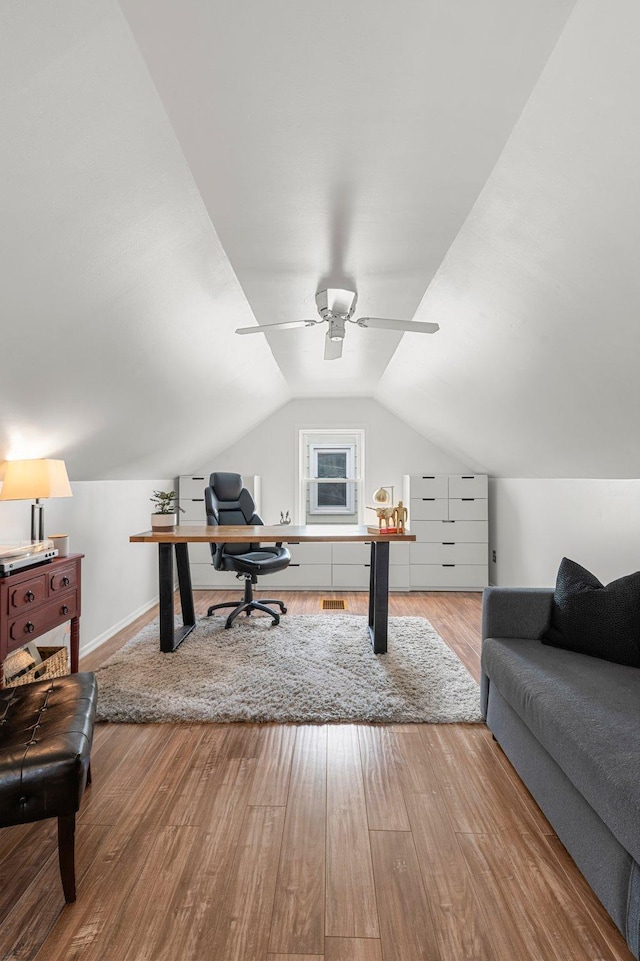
481 587 554 642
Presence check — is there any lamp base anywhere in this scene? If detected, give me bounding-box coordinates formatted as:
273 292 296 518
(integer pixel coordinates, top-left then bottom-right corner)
31 500 45 542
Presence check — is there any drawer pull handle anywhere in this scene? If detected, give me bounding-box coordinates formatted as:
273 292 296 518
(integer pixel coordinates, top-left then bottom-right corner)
442 564 455 568
61 605 69 615
290 564 300 568
461 498 475 502
442 542 455 545
25 590 35 603
24 621 35 634
422 498 435 502
61 576 70 587
421 476 435 479
461 476 475 479
191 498 204 502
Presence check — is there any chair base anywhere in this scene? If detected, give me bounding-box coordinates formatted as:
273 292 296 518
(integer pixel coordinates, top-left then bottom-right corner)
207 575 287 629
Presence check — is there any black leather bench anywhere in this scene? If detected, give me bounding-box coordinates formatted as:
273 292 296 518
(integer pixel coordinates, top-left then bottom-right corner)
0 672 97 902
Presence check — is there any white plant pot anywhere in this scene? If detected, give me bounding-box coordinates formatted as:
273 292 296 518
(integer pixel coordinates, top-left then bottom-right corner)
151 513 177 530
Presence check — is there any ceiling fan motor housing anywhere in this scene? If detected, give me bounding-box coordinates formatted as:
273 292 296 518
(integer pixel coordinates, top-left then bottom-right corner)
316 288 358 320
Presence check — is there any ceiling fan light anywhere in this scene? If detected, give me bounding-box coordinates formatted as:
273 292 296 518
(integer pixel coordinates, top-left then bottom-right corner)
328 318 346 341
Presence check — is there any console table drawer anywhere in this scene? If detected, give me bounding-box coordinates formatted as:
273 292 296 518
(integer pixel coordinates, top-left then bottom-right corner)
7 591 78 652
8 575 47 613
48 565 78 594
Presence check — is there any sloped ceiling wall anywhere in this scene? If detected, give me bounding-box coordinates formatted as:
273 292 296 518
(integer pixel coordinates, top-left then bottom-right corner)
0 1 289 480
3 0 636 482
377 0 640 477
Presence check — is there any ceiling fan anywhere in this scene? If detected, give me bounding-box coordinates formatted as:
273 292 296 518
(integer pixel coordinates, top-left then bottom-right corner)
235 288 439 360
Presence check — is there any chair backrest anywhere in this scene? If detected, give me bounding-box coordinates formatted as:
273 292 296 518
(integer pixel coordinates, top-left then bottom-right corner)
205 472 262 568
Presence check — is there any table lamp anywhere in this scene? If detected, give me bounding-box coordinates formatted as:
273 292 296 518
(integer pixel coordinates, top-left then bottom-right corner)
0 458 73 541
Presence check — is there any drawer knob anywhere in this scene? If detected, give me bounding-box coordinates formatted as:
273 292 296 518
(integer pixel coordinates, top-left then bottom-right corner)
25 590 35 603
61 576 70 587
61 605 69 615
24 621 35 634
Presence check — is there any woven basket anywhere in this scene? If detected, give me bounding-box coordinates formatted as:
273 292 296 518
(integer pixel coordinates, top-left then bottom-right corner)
4 645 69 687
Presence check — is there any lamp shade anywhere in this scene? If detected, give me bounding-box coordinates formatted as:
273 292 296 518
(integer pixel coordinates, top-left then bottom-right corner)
0 459 73 501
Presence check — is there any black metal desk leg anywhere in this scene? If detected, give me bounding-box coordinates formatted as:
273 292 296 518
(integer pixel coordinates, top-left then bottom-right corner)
368 541 390 654
158 543 197 653
175 543 196 629
158 544 176 653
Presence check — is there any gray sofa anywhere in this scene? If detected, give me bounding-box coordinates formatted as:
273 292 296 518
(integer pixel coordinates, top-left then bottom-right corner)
481 587 640 959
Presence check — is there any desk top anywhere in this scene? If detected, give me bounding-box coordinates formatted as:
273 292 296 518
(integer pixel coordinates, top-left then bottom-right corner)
130 524 416 544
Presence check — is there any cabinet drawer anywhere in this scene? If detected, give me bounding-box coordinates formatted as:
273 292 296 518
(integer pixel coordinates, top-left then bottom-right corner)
448 475 488 498
410 520 488 543
389 542 411 565
332 564 370 590
268 564 333 589
410 564 488 589
8 575 47 613
8 591 77 651
410 498 449 521
180 498 207 521
448 498 488 521
188 543 216 564
409 475 448 498
389 565 410 590
48 565 78 594
332 542 370 565
179 475 208 499
286 542 333 564
410 542 488 565
190 564 234 589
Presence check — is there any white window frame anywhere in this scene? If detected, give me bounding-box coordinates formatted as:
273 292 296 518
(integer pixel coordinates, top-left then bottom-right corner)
308 444 356 515
298 429 365 524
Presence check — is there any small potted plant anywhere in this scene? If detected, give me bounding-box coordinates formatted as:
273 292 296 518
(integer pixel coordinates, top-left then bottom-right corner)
150 490 184 530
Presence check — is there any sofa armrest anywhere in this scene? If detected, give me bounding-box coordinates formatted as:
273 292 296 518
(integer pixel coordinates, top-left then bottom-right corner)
482 587 553 642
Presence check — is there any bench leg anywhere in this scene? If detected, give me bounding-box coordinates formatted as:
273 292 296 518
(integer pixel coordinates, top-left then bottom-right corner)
58 814 76 903
86 763 92 787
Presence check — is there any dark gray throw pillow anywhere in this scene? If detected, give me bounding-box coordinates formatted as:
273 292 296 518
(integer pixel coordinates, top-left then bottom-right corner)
541 557 640 667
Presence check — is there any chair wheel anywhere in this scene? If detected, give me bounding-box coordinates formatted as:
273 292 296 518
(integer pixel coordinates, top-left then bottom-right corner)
271 615 280 626
281 606 287 614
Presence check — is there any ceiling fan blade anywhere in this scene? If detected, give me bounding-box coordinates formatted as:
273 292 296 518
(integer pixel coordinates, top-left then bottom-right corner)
324 332 344 360
235 319 320 334
355 317 440 334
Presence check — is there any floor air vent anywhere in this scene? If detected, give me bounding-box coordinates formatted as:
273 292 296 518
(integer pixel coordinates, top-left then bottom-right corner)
321 599 347 610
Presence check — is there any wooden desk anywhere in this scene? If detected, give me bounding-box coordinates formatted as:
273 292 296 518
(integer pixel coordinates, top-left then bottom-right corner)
130 526 415 654
0 554 83 685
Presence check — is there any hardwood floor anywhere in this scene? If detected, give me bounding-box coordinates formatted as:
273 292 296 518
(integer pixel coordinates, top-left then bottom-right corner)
0 591 633 961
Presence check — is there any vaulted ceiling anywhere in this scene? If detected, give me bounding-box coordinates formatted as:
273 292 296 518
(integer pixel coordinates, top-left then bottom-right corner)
1 0 638 480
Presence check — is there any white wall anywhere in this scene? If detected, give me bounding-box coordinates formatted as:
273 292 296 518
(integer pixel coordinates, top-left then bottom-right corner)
192 397 472 526
0 479 171 655
490 478 640 587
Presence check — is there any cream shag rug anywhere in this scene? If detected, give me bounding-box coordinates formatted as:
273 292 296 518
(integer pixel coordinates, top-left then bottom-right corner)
95 614 482 724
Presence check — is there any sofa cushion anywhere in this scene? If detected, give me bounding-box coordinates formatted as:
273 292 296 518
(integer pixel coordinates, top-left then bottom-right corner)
482 636 640 866
541 557 640 668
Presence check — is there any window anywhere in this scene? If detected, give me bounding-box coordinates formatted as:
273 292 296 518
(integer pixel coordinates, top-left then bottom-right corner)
309 444 355 514
299 429 364 523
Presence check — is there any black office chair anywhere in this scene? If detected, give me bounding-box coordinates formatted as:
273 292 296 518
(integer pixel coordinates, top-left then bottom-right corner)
205 472 291 629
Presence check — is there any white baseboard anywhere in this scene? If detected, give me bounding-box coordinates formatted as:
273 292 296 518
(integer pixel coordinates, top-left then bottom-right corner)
80 596 159 658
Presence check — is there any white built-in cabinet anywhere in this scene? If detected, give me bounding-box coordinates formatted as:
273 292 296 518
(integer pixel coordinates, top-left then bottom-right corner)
178 471 488 592
403 473 488 590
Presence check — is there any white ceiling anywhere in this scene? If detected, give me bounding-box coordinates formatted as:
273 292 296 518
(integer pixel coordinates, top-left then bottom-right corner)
2 0 638 480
